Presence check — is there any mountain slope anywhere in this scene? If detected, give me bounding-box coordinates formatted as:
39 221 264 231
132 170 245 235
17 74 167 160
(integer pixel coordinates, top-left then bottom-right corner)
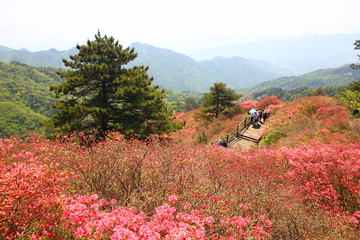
130 42 284 92
0 43 286 92
237 64 360 94
0 47 78 68
0 61 63 136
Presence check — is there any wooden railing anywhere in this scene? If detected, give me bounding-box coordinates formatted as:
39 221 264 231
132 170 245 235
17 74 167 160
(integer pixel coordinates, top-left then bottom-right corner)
211 117 252 146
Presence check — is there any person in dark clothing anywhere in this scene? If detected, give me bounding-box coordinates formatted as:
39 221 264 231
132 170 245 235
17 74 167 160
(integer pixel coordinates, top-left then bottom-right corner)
220 139 228 147
263 107 269 123
259 111 263 121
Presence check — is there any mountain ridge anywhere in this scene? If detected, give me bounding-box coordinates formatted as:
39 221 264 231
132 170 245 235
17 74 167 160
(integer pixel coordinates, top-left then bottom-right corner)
237 64 360 94
0 42 286 92
185 33 360 74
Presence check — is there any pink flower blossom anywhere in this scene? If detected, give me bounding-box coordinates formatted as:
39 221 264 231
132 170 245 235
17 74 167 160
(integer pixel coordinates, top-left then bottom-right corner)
168 195 178 203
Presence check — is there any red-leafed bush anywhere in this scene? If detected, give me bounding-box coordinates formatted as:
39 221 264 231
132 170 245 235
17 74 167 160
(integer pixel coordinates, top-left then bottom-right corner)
262 96 358 146
0 136 68 239
241 100 258 111
1 95 360 239
61 194 272 239
281 142 360 213
257 96 283 111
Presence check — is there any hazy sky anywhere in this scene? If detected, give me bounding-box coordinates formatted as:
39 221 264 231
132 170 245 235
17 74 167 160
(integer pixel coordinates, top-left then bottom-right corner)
1 0 360 52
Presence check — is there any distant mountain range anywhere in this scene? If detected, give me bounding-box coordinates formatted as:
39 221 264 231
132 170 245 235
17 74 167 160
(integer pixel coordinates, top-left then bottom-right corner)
0 43 286 92
185 33 360 74
0 33 359 92
128 43 287 92
0 47 78 68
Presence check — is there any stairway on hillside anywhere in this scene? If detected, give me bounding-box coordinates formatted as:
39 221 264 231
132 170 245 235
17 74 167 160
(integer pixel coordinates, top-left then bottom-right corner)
229 121 264 150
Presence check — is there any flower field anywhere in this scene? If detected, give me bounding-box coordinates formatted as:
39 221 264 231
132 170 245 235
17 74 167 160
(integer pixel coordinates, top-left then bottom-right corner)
1 96 360 239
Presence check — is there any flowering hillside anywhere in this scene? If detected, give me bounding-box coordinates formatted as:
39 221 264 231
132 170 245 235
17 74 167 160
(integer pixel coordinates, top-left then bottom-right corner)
262 96 360 146
1 96 360 239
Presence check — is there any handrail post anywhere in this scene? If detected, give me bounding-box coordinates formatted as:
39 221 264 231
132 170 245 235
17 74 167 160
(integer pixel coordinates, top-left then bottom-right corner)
227 135 229 142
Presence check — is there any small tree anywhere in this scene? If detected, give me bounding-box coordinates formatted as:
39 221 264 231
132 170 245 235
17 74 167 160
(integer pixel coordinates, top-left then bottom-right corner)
43 31 176 139
184 98 200 112
201 82 242 118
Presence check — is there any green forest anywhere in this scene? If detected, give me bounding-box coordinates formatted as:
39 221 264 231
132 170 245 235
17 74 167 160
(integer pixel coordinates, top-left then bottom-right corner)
0 56 359 137
0 61 202 137
0 61 63 136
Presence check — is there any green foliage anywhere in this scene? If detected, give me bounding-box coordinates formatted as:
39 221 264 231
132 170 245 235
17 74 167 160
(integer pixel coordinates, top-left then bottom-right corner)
162 88 202 113
0 61 63 137
44 31 178 139
344 79 360 92
202 82 242 118
307 87 326 96
339 89 360 117
0 60 194 137
196 132 209 144
0 102 47 136
261 131 285 145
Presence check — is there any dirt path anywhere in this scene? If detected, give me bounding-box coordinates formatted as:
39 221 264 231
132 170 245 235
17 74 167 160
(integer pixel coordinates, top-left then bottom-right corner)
231 121 264 150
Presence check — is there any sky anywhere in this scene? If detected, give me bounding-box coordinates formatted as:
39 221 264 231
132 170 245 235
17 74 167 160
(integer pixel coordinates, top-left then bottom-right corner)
1 0 360 53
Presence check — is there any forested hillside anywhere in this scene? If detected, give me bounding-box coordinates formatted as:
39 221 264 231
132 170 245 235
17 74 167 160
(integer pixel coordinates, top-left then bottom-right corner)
0 61 202 137
130 43 285 92
238 64 360 94
0 61 63 136
249 85 344 102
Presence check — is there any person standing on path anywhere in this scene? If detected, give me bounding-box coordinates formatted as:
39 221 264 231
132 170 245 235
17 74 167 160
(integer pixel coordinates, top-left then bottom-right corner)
263 107 269 123
254 111 259 126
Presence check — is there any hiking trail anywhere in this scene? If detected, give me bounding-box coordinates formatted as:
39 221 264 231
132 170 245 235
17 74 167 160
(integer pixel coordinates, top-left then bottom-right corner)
213 117 265 150
229 121 264 150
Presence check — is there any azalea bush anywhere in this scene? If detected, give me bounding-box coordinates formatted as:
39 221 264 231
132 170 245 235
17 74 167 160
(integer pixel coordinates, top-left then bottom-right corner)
172 108 248 144
262 96 359 146
0 136 68 239
281 141 360 213
1 96 360 239
60 194 272 239
241 100 258 111
256 96 283 111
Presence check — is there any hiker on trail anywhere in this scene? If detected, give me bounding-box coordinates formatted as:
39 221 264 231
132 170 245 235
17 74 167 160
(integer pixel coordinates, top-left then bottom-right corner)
220 139 228 148
253 111 259 126
250 110 256 123
259 110 263 121
263 107 269 123
218 138 227 147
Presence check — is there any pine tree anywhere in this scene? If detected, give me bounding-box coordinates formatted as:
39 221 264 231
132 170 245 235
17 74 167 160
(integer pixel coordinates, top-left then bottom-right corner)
201 82 242 118
43 31 176 139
